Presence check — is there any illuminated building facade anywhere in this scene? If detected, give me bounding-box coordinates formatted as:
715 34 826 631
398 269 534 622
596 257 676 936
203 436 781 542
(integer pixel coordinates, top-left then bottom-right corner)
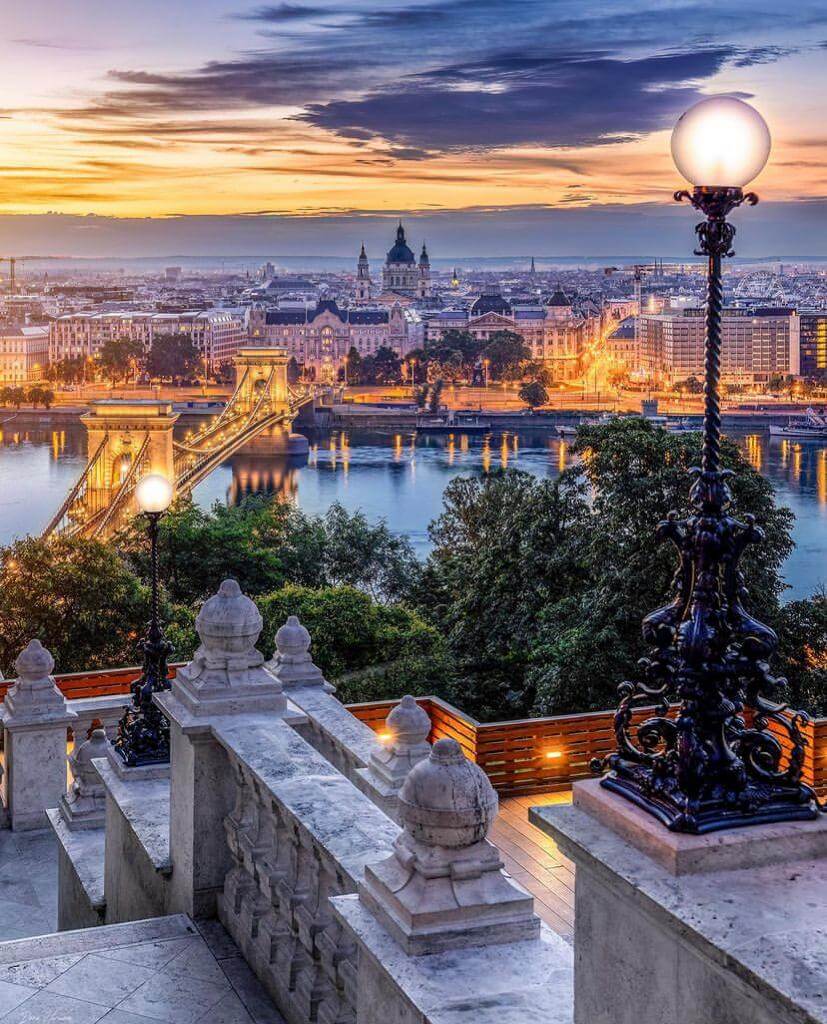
49 311 245 371
249 298 410 380
424 286 590 380
798 310 827 378
637 307 800 383
0 326 49 385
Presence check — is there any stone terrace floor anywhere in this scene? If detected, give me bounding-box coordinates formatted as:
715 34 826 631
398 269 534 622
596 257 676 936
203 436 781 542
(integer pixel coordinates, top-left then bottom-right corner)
491 791 575 942
0 830 59 942
0 916 283 1023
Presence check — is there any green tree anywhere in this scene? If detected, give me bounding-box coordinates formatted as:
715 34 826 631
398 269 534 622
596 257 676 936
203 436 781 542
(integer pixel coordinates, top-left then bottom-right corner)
97 337 144 383
428 379 445 414
419 418 796 721
255 583 448 699
483 330 530 381
146 333 201 381
529 418 794 715
775 592 827 716
0 536 195 676
46 355 86 385
417 470 587 720
372 345 402 384
518 380 548 409
286 356 301 384
321 503 420 602
673 375 704 394
117 497 326 605
26 386 54 409
0 386 25 408
345 346 362 384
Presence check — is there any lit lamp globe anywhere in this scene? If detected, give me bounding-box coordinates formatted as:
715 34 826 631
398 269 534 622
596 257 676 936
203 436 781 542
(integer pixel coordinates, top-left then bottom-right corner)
135 474 173 515
671 96 771 188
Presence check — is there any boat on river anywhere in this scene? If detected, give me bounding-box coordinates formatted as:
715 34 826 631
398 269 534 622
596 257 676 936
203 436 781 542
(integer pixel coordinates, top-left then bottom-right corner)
768 408 827 439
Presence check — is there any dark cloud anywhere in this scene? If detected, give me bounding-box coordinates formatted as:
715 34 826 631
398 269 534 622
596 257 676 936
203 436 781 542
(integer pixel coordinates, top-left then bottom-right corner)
300 48 738 151
235 4 330 22
47 0 807 159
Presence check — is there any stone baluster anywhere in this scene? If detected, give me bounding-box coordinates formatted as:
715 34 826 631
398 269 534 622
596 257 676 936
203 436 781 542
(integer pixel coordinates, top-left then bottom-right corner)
267 615 381 782
356 695 431 820
360 736 540 954
266 615 331 692
1 640 77 831
158 578 291 919
59 728 108 830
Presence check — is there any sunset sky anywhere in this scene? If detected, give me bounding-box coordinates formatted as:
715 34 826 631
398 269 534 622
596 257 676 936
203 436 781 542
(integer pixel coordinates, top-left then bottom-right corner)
2 1 827 255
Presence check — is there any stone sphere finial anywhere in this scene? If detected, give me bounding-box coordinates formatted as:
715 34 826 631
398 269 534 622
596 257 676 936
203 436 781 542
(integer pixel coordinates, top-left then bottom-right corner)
275 615 311 657
398 737 498 848
386 695 430 748
196 578 263 654
15 639 55 682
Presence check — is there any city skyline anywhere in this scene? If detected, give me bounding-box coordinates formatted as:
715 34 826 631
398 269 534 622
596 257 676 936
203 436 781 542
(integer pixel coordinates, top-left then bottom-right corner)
2 2 827 254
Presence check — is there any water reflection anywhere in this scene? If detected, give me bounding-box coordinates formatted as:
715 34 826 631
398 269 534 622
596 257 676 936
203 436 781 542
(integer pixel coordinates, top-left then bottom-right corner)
4 421 827 599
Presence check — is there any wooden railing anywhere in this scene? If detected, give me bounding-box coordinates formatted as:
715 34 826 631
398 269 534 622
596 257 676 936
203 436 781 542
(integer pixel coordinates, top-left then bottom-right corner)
0 664 182 703
347 696 827 799
1 665 823 799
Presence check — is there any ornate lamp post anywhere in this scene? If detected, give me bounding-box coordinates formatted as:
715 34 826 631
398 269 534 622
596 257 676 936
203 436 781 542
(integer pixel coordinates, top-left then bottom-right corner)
595 97 822 834
114 473 175 767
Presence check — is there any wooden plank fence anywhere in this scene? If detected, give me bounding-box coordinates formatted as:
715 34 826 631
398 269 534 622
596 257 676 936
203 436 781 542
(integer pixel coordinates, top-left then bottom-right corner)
347 696 827 799
0 666 823 798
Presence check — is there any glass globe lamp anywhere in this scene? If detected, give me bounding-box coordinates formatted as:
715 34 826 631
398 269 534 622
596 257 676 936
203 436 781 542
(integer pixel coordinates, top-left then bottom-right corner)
135 474 173 514
671 96 771 189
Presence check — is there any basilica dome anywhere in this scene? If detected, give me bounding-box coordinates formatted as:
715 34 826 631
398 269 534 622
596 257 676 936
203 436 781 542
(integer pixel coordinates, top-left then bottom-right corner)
386 223 416 265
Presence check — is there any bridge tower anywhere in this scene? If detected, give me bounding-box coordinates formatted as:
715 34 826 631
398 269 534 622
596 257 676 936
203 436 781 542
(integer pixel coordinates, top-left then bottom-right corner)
233 347 291 416
79 401 179 528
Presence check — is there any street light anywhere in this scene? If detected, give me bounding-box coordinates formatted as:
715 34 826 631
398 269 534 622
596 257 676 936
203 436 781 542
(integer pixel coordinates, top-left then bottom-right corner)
595 97 822 833
114 474 175 767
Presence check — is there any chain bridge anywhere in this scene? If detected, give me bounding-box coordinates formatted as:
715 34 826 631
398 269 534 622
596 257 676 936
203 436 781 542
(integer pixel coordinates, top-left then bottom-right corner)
43 347 331 541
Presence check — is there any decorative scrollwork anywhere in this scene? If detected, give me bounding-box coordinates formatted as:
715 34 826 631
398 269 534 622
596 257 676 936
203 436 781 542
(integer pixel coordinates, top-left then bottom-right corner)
593 187 822 834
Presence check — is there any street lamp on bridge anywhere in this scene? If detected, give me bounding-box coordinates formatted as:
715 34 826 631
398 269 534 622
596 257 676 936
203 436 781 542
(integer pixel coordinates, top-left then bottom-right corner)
114 473 175 767
595 97 823 833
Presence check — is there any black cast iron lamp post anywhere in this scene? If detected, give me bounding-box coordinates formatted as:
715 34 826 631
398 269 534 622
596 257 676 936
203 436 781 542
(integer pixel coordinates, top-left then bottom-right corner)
595 96 822 834
114 473 175 767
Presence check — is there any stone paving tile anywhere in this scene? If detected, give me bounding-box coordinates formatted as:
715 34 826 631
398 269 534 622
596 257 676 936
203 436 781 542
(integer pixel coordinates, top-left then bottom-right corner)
207 991 257 1024
98 1013 164 1024
116 969 229 1023
218 957 285 1024
0 953 84 989
0 830 58 941
0 989 109 1023
0 981 37 1018
97 938 197 971
163 938 228 987
45 953 157 1009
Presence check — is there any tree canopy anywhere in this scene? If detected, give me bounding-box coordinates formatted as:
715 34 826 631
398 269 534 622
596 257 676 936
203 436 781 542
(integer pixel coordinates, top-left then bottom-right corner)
97 338 144 382
146 333 201 381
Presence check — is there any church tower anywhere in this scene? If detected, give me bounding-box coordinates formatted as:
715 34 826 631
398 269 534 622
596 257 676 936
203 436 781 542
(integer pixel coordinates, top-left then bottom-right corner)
418 242 431 299
355 242 371 303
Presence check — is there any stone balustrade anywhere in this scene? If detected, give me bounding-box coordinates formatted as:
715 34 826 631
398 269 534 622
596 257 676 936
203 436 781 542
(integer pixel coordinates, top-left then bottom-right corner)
214 714 398 1024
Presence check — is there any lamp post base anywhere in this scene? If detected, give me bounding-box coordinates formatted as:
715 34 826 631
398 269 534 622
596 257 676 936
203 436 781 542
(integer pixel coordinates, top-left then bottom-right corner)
601 767 817 835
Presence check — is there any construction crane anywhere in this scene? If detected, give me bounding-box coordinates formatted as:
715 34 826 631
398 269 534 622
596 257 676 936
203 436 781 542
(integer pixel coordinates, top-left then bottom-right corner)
0 256 60 294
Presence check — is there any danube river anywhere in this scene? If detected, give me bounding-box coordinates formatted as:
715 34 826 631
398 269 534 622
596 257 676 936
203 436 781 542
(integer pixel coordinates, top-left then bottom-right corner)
1 419 826 600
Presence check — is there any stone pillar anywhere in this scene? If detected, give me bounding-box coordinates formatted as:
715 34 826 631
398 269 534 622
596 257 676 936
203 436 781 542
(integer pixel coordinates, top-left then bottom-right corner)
59 728 108 830
355 695 431 820
265 614 332 692
1 640 76 831
360 737 539 954
157 579 291 919
533 778 827 1024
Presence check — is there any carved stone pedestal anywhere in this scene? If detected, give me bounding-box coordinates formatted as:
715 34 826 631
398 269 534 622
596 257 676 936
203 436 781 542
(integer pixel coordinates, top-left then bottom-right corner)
533 778 827 1024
